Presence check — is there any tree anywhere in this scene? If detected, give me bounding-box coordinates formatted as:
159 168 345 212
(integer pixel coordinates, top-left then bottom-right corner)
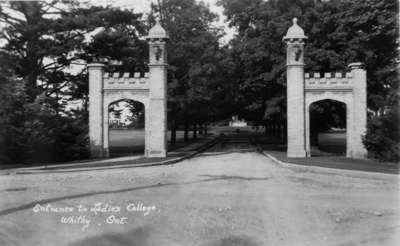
363 104 399 161
218 0 291 135
0 51 24 163
150 0 227 144
126 100 145 129
0 49 90 163
0 1 147 163
0 1 146 102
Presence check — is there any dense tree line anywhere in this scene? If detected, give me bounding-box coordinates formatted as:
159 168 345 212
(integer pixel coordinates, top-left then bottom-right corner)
149 0 233 143
0 0 397 164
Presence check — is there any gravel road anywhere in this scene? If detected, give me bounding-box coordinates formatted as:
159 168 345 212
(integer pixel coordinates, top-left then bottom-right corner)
0 142 398 246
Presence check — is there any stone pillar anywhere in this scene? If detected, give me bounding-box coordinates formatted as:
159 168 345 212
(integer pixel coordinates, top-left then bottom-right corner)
283 18 307 158
144 104 150 156
349 62 367 158
145 20 169 157
346 98 353 158
305 102 311 156
88 63 105 158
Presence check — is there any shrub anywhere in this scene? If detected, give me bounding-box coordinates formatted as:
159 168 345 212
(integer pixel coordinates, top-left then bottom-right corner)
363 108 399 162
0 97 89 165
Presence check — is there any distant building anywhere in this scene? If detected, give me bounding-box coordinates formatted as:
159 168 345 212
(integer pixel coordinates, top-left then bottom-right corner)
109 119 128 129
229 115 247 127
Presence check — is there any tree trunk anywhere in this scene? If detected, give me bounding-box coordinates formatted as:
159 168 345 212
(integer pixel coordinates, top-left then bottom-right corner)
171 119 177 145
283 122 287 144
184 121 189 142
272 124 276 137
199 123 204 135
193 123 197 139
84 94 89 112
204 122 208 135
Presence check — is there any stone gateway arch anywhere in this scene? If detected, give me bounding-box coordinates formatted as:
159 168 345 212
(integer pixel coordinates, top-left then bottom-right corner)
283 18 367 159
88 20 169 158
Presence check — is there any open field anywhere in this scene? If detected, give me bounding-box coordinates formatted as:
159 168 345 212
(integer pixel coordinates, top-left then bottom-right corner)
109 129 190 147
109 130 191 155
318 132 346 155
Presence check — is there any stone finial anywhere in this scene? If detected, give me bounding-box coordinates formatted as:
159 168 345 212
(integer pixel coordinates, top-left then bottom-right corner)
348 62 364 70
108 60 122 66
283 17 307 41
87 63 105 69
146 18 169 40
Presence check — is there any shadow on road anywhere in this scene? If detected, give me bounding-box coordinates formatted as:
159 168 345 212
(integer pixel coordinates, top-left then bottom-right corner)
199 174 270 181
70 228 262 246
200 149 256 157
202 235 262 246
70 226 151 246
0 175 270 217
2 187 28 192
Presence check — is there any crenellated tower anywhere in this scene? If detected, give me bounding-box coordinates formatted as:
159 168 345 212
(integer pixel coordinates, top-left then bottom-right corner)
145 19 169 157
283 18 308 158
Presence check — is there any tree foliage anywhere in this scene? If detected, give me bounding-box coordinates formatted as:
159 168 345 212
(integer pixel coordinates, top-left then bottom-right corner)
0 1 146 164
150 0 231 141
363 105 399 161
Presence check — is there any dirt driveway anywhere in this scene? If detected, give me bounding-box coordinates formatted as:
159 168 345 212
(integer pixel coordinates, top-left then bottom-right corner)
0 148 398 246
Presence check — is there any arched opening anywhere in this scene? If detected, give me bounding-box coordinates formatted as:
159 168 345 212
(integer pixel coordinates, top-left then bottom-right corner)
309 99 346 156
108 99 145 157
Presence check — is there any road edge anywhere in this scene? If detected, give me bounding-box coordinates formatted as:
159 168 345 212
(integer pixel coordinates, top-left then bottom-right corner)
2 136 221 175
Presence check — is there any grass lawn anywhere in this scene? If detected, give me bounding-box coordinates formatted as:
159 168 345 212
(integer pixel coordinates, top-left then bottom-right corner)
316 132 346 155
109 129 203 156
